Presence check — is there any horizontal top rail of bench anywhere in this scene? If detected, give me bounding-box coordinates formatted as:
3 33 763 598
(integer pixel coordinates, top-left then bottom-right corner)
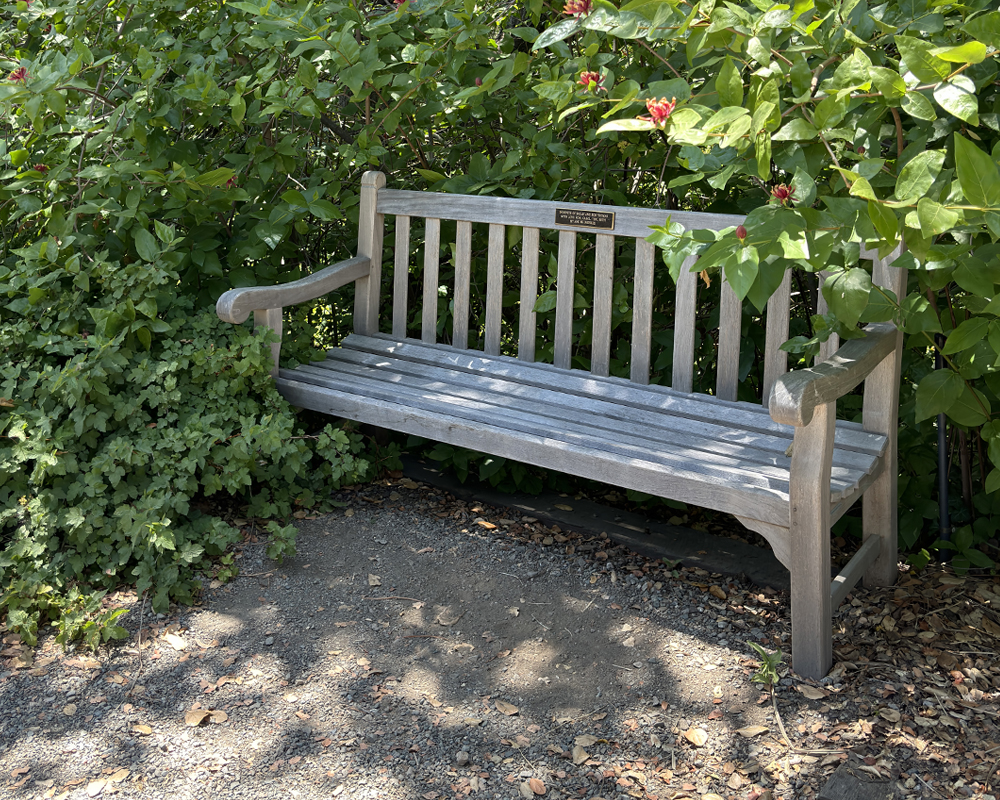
376 190 744 238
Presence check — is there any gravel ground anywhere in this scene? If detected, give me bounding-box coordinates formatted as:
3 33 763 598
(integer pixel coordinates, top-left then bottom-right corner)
2 477 998 800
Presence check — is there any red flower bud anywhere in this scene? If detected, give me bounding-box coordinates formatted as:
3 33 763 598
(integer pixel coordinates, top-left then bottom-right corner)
475 77 482 87
34 164 48 173
563 0 591 17
770 183 795 206
735 224 747 242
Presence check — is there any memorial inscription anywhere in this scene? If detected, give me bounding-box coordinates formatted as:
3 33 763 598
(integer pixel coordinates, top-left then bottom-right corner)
554 208 616 231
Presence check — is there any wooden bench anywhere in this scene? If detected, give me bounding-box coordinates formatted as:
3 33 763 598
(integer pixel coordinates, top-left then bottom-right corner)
217 170 906 680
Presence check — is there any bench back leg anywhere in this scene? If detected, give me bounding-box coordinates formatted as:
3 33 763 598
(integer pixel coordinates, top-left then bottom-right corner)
789 400 835 680
254 308 282 379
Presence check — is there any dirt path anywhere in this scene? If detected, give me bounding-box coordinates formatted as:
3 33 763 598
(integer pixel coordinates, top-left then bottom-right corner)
2 476 998 800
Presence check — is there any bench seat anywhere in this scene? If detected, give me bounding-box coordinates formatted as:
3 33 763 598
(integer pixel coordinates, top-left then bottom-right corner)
280 333 887 550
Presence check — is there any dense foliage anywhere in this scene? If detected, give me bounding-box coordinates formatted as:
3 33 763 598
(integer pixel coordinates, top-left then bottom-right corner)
3 0 1000 643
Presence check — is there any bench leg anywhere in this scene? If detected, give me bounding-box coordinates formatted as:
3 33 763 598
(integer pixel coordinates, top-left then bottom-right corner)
789 401 834 681
862 356 900 589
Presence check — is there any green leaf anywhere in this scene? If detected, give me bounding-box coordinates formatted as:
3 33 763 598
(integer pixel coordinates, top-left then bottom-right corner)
942 318 989 354
963 11 1000 48
948 385 991 427
954 133 1000 209
9 149 29 167
724 247 759 301
822 267 871 327
533 290 557 313
772 118 817 141
134 228 158 262
868 200 898 243
895 35 950 83
916 197 959 238
195 168 237 187
596 118 655 133
914 369 964 422
930 42 987 64
895 150 946 202
153 220 175 244
704 106 748 131
869 67 906 101
717 57 743 108
933 77 978 125
533 18 581 50
901 91 936 121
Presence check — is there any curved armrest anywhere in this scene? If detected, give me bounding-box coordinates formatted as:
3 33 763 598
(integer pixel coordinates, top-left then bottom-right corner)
769 323 899 427
216 255 371 324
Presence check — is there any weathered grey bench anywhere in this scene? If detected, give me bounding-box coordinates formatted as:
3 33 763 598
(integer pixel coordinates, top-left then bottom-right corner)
217 170 905 680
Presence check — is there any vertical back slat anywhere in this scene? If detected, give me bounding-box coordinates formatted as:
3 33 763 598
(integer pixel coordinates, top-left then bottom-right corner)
671 255 699 392
391 215 411 338
762 269 792 406
554 230 576 370
816 271 839 362
630 238 655 384
484 223 505 356
591 234 615 378
518 227 540 362
716 279 742 401
452 220 472 349
354 170 386 335
422 218 441 344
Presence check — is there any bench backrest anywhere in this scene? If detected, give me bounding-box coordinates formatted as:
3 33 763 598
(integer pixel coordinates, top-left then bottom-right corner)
353 171 906 406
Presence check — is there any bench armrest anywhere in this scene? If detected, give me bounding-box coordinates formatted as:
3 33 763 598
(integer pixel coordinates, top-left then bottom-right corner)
216 255 371 324
769 323 899 427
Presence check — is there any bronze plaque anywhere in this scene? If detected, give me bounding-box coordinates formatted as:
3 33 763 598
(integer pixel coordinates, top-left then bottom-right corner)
554 208 616 231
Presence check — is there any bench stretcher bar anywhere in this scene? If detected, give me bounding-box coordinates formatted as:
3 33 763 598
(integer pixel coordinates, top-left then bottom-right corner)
830 535 881 608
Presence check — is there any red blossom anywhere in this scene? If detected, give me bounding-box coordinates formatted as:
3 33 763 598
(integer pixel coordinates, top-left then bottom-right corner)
578 71 605 92
8 67 27 83
394 0 406 5
640 96 676 127
33 164 48 173
226 175 238 188
735 224 747 242
771 183 796 206
563 0 592 17
475 77 482 86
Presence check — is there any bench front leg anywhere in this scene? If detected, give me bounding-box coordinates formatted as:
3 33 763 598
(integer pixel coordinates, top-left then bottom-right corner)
254 308 283 379
789 399 835 681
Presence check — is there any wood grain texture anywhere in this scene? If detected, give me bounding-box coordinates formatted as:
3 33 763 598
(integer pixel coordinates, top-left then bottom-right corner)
716 279 741 401
735 517 791 569
276 373 790 526
555 230 577 370
254 308 282 380
347 334 888 457
591 234 615 378
762 270 792 407
831 534 881 608
769 324 898 427
422 217 441 344
355 170 386 335
485 223 505 356
452 220 472 349
518 227 540 362
377 190 743 239
630 238 655 385
671 255 699 393
862 242 906 588
217 255 370 324
392 215 411 339
789 400 835 680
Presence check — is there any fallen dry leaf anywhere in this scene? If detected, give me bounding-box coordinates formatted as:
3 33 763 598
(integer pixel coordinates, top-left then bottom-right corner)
9 767 29 778
553 504 573 511
879 708 901 723
132 724 152 735
164 633 187 651
798 685 827 700
109 769 130 784
736 725 769 738
684 727 709 747
571 745 589 765
435 609 463 626
209 710 228 724
495 700 519 716
528 777 546 794
574 734 600 747
86 779 106 797
708 585 727 601
295 711 310 720
185 710 211 727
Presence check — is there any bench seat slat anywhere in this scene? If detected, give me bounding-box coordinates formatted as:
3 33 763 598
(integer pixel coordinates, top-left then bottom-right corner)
348 334 887 457
278 373 791 527
291 362 811 495
315 347 880 476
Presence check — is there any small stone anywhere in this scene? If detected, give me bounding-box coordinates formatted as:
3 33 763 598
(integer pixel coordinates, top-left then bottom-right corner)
456 750 470 766
264 637 274 646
